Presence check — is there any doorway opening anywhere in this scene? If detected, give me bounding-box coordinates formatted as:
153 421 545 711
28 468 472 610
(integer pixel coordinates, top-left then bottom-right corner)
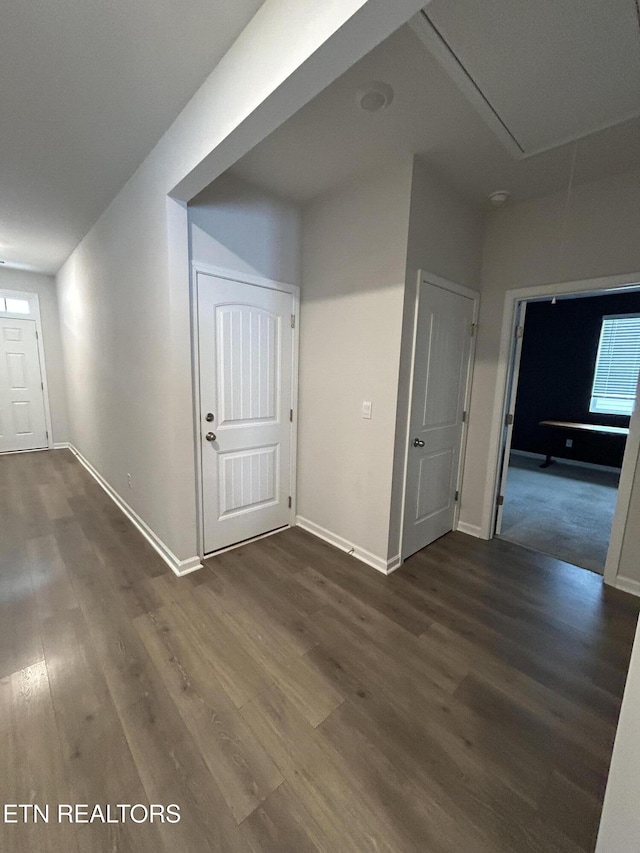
494 286 640 574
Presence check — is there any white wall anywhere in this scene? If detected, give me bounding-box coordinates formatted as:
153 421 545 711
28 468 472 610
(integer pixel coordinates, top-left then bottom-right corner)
57 168 185 564
461 169 640 560
56 0 425 569
297 160 413 567
617 446 640 583
595 618 640 852
189 172 301 283
387 157 483 559
0 268 68 445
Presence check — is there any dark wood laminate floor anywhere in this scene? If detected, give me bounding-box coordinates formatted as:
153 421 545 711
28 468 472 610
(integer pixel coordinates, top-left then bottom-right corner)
1 449 638 853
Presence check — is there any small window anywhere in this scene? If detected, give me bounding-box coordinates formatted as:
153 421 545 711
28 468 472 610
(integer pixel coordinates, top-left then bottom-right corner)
590 314 640 416
5 298 30 315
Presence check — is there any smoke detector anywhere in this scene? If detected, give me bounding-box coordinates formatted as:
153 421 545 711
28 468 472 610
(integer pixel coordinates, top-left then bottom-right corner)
489 190 510 206
356 81 394 112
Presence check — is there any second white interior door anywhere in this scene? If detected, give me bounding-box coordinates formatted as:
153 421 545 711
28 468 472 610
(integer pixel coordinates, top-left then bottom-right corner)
197 272 296 554
403 278 476 559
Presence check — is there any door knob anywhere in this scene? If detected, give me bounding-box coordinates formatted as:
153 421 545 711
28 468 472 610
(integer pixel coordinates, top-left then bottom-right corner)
205 413 214 422
413 438 425 447
205 432 217 442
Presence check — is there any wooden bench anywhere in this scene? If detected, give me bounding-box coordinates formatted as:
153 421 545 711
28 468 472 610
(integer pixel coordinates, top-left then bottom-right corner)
538 420 629 468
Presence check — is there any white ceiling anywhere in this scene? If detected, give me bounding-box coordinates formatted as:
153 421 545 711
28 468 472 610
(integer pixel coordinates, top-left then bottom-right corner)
231 11 640 208
3 1 639 273
423 0 640 156
0 0 264 273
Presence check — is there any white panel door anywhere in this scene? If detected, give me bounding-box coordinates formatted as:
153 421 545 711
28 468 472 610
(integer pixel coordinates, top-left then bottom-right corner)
403 281 476 559
0 318 48 453
198 273 295 554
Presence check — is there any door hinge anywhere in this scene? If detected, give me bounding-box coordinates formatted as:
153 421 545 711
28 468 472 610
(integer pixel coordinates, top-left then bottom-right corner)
515 325 524 339
291 315 296 329
41 382 44 390
36 331 39 340
289 409 293 422
496 494 504 506
288 496 292 508
455 490 459 502
462 411 467 423
46 430 49 439
470 322 477 337
505 412 514 426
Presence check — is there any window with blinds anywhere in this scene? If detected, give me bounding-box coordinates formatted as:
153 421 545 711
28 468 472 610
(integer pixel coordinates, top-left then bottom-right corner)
590 314 640 416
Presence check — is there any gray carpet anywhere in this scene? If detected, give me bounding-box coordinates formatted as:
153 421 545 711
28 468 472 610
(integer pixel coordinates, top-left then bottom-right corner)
499 454 620 574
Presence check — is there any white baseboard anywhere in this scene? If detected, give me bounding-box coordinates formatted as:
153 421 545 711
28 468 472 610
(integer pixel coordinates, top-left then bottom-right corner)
68 444 202 577
456 520 483 538
2 443 68 455
0 447 48 456
386 553 403 574
615 575 640 599
511 449 621 474
295 515 399 575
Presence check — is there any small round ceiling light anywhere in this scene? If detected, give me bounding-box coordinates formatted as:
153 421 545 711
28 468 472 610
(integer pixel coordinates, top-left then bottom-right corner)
489 190 510 206
356 81 394 112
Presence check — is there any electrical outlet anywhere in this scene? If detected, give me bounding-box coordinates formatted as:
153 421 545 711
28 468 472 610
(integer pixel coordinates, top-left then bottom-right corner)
362 401 372 419
127 473 133 489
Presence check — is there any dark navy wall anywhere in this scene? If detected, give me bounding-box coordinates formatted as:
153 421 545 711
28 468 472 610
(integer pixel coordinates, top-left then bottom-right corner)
512 291 640 468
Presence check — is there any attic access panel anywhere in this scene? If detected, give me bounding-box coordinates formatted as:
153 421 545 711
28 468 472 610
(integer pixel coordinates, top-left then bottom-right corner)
414 0 640 157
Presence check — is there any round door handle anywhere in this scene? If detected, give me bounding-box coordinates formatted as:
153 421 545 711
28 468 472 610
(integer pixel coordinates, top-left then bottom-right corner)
205 432 217 442
413 438 425 447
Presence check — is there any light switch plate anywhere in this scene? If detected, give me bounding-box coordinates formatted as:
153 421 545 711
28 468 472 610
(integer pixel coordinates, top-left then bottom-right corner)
362 401 372 419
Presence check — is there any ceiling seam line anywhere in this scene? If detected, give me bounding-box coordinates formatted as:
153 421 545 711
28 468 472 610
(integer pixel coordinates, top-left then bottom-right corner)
420 9 526 155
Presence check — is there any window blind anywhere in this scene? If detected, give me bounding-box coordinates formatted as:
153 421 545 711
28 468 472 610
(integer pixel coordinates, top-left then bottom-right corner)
590 314 640 416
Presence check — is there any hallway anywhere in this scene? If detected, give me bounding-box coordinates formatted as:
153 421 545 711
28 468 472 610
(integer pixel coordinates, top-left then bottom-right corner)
1 449 638 852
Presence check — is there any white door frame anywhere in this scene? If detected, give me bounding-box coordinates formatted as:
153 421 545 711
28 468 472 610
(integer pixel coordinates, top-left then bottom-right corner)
190 262 300 559
483 271 640 587
0 288 54 453
494 299 527 534
400 270 480 560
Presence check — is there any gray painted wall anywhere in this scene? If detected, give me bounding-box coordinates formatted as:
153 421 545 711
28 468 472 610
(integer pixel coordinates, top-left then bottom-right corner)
298 160 413 565
190 172 301 284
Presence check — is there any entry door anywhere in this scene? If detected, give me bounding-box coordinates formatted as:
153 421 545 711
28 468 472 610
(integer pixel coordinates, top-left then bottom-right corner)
0 318 48 453
197 273 296 554
403 279 476 559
